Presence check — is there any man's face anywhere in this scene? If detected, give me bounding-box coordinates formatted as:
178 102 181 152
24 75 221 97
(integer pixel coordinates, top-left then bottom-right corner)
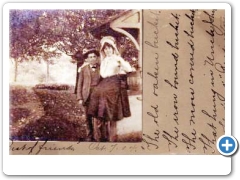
87 53 98 65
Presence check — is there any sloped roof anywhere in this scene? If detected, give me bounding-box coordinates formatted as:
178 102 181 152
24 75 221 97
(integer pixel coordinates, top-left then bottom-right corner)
90 10 131 39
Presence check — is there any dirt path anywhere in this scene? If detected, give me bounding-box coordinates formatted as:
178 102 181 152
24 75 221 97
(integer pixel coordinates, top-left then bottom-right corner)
10 86 45 137
117 95 142 135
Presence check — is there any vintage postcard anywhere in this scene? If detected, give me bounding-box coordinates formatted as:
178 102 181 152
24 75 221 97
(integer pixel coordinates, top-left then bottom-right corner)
3 2 231 175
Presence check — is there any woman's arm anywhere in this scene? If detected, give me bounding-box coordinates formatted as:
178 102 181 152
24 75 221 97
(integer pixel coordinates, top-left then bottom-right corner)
118 57 132 73
100 59 108 78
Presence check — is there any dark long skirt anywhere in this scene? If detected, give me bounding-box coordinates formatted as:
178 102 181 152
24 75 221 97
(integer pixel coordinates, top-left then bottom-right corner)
87 74 131 121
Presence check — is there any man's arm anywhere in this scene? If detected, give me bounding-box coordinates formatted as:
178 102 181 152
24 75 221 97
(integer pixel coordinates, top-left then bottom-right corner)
76 68 84 102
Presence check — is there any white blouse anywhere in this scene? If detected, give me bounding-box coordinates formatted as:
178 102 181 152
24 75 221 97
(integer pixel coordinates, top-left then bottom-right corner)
100 55 132 78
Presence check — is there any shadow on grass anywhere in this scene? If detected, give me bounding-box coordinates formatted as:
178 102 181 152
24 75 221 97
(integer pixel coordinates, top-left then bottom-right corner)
117 131 142 142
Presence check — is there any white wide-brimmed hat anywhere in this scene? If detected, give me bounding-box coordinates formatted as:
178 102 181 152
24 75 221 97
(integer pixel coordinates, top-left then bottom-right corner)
100 36 120 58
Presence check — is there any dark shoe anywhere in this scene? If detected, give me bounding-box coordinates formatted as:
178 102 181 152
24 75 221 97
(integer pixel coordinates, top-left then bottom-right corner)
91 138 96 142
100 138 108 142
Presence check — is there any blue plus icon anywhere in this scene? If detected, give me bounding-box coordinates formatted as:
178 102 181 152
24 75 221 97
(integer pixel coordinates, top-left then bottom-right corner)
217 135 238 156
220 138 234 152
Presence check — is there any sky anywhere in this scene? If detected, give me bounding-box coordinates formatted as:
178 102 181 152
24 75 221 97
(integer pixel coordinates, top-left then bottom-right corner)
9 53 76 85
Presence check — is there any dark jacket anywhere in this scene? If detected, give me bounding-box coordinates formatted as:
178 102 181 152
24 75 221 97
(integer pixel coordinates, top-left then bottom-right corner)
76 65 101 104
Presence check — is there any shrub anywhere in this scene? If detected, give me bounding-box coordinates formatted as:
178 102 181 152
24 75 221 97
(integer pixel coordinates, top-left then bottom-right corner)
10 108 31 124
10 86 28 106
14 116 86 141
35 84 70 90
33 88 84 122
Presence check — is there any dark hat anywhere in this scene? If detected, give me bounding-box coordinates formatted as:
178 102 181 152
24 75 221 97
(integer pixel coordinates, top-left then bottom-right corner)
83 48 100 59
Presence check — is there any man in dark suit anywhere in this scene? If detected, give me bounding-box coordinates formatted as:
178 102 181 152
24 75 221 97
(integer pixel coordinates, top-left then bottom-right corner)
76 48 101 141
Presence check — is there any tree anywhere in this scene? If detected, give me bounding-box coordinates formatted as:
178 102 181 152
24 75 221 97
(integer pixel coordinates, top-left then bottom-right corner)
9 9 138 82
10 10 61 81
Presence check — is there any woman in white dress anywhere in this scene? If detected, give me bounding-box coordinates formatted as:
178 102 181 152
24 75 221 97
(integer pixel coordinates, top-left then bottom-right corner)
88 36 133 142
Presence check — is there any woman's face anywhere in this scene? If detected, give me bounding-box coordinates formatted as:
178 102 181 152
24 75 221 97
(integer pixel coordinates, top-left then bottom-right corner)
103 45 114 57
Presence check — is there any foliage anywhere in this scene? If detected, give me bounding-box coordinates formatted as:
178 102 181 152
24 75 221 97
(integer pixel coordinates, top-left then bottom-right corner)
10 9 140 85
33 88 84 120
10 85 38 106
35 83 70 90
10 108 31 123
15 116 85 141
118 36 139 68
10 10 62 63
10 9 136 62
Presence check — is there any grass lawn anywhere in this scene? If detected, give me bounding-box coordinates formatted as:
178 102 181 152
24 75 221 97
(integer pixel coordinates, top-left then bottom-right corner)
9 85 142 142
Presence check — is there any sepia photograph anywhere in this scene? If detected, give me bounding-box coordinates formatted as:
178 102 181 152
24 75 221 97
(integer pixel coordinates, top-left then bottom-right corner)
7 6 226 156
9 9 142 143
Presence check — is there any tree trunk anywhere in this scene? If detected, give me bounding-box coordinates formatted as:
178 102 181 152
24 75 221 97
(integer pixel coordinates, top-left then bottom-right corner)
14 60 18 82
46 59 49 83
